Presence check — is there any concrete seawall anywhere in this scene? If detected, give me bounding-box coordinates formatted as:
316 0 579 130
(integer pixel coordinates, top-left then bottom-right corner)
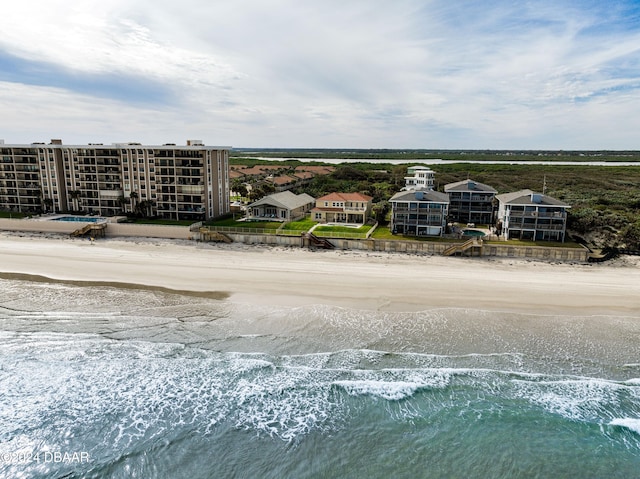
221 233 589 262
0 218 192 240
0 218 588 262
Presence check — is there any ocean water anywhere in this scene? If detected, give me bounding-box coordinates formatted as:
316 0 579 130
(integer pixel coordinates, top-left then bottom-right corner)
0 277 639 478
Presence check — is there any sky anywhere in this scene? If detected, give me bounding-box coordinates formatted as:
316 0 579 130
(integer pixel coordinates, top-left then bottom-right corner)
1 0 640 149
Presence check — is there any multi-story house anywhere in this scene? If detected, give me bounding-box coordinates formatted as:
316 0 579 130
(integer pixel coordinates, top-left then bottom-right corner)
0 139 231 220
312 192 373 225
495 189 570 242
404 166 435 190
389 189 450 236
444 179 497 225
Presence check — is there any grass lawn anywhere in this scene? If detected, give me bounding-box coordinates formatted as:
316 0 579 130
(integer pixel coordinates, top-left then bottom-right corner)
314 224 373 234
282 217 317 231
370 226 459 242
206 217 282 229
0 211 27 218
370 227 582 248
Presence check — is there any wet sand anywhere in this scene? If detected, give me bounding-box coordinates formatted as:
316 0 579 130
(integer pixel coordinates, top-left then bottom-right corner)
1 233 639 315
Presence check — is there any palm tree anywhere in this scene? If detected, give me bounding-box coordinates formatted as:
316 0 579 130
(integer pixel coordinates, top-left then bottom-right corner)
116 195 127 214
42 198 54 213
68 190 82 212
128 191 139 214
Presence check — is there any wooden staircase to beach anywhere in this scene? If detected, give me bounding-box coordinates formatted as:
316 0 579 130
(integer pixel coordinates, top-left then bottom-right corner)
442 238 483 256
70 222 107 238
304 232 335 249
199 228 233 243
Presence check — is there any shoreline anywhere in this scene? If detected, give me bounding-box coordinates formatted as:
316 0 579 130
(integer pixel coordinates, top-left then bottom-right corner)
1 232 639 315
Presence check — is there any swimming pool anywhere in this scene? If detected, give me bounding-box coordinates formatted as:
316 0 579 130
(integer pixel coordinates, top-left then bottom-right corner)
53 216 104 223
462 229 486 237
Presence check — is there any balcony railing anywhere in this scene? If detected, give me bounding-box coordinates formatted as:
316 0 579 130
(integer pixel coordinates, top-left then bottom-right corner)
507 211 566 218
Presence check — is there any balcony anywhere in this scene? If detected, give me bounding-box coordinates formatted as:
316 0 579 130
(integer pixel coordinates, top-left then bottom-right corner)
179 185 205 194
343 206 367 212
99 189 124 198
507 211 566 219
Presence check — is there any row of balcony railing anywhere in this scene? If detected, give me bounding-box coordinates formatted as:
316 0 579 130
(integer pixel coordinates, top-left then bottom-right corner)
507 211 567 218
507 224 566 231
448 195 494 201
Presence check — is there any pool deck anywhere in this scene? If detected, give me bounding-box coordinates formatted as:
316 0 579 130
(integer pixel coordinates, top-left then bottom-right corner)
37 214 107 223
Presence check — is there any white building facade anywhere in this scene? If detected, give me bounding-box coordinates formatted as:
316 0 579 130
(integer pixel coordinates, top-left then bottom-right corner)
404 166 435 190
0 139 231 220
389 189 450 237
495 189 570 242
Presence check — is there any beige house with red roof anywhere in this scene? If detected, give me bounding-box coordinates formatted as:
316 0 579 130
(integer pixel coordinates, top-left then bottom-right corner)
312 192 373 225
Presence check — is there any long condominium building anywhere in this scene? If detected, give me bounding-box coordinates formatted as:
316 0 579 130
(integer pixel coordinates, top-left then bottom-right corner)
0 139 231 220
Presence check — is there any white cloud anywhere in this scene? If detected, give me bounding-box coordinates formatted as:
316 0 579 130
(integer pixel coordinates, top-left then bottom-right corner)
1 0 640 148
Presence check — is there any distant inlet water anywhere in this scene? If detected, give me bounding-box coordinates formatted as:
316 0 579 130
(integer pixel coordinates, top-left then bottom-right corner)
239 156 640 166
246 156 640 166
246 157 640 166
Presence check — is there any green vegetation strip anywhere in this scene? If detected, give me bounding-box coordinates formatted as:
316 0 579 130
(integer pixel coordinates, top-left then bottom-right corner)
0 211 27 219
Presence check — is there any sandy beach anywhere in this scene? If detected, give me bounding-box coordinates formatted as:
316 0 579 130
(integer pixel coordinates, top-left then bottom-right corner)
1 233 638 315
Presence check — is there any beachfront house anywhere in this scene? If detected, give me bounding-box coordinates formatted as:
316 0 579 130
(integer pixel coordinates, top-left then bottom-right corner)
404 166 435 190
389 189 450 236
495 189 570 242
312 192 373 225
444 179 497 225
246 191 315 222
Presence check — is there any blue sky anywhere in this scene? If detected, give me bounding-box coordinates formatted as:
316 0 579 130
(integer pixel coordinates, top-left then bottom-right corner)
1 0 640 149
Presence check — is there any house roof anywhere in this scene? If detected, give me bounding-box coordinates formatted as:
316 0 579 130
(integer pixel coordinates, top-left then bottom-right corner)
444 179 497 193
292 171 315 180
495 189 570 207
317 192 373 203
238 166 268 176
390 189 450 203
249 191 315 210
270 175 297 185
295 165 336 174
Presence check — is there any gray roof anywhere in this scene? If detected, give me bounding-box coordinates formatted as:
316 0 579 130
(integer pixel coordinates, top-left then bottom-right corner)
444 179 497 193
249 191 315 210
390 189 450 203
495 189 569 207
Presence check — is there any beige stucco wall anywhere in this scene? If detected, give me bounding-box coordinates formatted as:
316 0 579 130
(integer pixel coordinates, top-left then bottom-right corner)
0 218 82 234
0 218 192 240
105 223 192 240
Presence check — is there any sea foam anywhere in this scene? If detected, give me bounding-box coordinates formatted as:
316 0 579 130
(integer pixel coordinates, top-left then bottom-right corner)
609 418 640 435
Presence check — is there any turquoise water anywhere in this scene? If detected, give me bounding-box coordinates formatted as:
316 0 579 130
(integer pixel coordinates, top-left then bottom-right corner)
0 279 639 478
53 216 103 222
462 229 486 237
